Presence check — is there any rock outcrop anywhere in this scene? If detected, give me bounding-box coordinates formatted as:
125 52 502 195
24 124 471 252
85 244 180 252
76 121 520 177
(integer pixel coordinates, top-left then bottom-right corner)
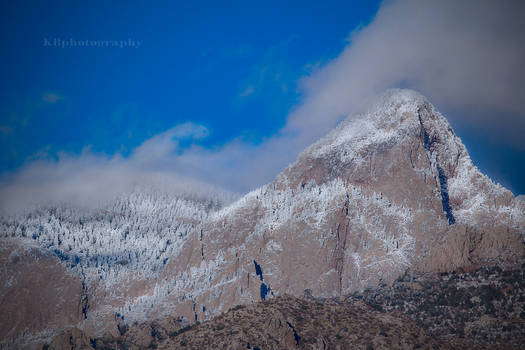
48 295 457 350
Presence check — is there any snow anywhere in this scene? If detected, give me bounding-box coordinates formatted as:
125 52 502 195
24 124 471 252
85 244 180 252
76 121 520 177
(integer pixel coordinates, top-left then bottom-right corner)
0 187 216 288
302 89 427 163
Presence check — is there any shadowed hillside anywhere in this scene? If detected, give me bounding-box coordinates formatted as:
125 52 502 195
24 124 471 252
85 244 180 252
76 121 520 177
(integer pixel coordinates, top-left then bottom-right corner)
47 261 525 350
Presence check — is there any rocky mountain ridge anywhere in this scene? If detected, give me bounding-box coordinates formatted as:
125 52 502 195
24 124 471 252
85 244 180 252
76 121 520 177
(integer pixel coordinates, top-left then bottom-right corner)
45 261 525 350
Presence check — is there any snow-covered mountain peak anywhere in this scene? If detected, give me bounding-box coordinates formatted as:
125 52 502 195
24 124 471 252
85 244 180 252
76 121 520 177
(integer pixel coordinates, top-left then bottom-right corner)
301 89 440 162
277 89 520 230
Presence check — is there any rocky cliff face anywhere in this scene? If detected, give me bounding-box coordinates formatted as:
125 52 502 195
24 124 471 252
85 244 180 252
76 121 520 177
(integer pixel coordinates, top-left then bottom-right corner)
1 89 523 348
149 89 523 324
0 240 84 347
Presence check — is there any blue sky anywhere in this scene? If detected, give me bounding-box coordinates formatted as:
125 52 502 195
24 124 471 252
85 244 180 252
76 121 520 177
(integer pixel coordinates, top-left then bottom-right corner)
0 0 378 167
1 0 524 203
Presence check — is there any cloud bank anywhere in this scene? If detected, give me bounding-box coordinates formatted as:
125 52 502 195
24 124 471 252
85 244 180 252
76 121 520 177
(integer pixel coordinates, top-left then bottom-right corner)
1 0 524 213
0 124 236 214
290 0 525 146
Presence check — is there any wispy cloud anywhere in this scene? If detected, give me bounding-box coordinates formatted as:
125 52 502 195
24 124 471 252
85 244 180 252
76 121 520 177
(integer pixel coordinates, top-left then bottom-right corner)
42 92 62 103
239 86 255 97
237 36 301 101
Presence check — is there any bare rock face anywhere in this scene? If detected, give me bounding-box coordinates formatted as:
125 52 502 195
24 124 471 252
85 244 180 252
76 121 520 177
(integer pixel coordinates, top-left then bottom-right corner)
47 328 93 350
1 89 523 347
0 239 84 349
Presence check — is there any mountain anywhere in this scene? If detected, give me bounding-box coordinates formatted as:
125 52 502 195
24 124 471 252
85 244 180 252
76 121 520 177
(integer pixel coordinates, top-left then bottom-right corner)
1 89 523 349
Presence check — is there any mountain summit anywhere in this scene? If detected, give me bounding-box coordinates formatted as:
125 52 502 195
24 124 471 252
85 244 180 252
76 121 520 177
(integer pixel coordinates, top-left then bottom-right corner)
1 89 523 348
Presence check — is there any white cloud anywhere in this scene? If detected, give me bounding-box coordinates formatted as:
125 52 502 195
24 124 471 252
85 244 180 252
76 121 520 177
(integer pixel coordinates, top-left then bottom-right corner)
290 0 525 146
131 123 209 164
0 128 235 215
1 0 524 212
